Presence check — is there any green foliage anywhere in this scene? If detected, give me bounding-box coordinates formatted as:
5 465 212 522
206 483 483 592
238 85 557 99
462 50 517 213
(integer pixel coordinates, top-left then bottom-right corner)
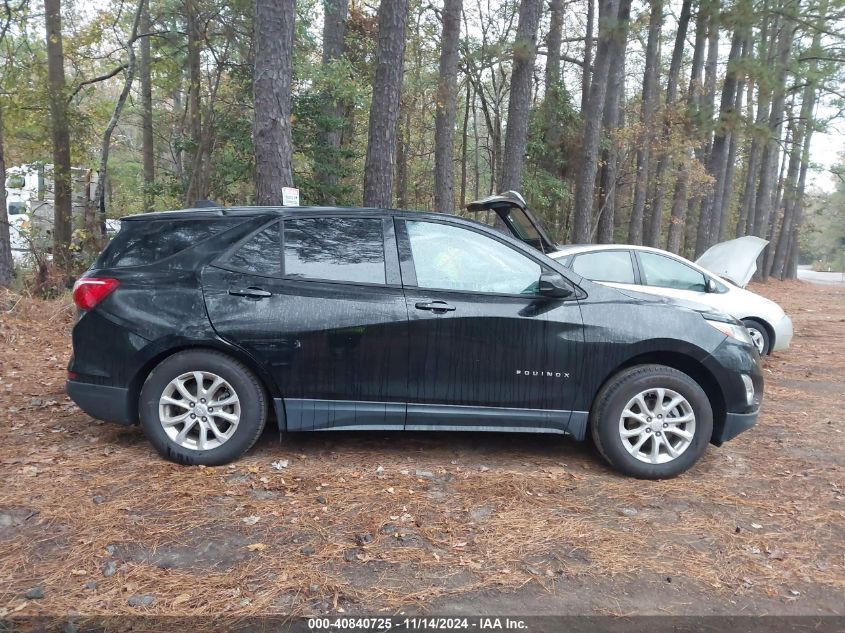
522 87 579 241
801 171 845 270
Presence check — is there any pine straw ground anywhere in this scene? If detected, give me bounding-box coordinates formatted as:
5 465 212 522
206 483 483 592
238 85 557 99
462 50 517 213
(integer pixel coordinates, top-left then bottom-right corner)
0 281 842 621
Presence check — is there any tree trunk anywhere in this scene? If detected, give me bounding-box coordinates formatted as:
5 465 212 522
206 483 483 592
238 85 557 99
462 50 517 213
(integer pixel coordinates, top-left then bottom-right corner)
665 0 707 253
644 0 691 248
500 0 543 192
472 89 480 199
627 0 663 245
768 105 804 278
460 79 471 209
581 0 595 113
433 0 462 211
395 105 410 209
363 0 410 208
770 0 825 278
595 0 631 243
184 0 203 204
44 0 73 269
694 28 742 257
714 73 744 242
0 103 12 287
571 0 622 243
685 0 719 254
736 64 767 238
751 16 794 280
541 0 564 175
314 0 349 204
139 0 154 212
741 7 776 235
91 0 145 244
254 0 296 205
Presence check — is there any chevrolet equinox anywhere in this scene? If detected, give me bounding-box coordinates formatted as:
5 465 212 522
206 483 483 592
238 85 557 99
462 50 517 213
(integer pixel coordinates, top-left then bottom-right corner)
67 203 763 479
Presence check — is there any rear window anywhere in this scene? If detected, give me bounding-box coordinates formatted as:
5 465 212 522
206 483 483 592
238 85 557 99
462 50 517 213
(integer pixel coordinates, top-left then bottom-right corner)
96 219 241 268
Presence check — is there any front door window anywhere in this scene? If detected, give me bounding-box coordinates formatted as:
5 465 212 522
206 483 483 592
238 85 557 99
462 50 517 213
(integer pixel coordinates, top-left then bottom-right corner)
406 220 542 295
638 252 707 292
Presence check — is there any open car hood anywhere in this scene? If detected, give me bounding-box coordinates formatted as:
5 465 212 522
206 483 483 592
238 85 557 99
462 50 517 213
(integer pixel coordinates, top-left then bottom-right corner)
466 191 558 254
695 236 768 287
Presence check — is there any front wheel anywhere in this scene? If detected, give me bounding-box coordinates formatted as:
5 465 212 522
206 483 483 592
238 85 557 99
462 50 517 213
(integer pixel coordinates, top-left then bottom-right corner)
590 364 713 479
741 319 770 355
139 350 267 466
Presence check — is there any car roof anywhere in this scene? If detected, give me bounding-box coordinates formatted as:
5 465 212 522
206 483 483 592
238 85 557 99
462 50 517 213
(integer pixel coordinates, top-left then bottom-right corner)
549 243 737 286
122 206 462 223
549 243 685 258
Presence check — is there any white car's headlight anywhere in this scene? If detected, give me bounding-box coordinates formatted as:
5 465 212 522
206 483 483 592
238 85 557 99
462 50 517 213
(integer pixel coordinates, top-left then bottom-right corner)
705 318 755 346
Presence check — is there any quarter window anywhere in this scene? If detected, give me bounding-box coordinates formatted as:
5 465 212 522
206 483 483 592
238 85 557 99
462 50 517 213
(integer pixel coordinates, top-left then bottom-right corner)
283 217 386 284
406 220 542 295
638 251 707 292
227 222 281 275
571 250 636 284
97 219 241 268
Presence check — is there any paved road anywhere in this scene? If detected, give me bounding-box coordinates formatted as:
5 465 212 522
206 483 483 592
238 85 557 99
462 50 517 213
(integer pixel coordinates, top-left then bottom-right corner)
797 266 845 286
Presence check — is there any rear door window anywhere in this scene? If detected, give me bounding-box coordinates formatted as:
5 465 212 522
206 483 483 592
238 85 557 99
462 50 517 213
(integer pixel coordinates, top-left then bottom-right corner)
571 250 636 284
283 217 386 284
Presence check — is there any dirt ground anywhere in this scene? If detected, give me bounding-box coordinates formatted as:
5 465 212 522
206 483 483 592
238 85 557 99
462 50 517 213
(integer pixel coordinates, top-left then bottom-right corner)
0 280 842 619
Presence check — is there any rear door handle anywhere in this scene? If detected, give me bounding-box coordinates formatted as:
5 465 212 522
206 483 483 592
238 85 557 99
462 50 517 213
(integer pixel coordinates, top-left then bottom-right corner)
415 300 456 313
229 286 272 299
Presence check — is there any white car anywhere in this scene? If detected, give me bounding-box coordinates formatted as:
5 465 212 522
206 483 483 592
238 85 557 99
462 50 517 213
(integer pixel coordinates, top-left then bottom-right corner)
549 237 792 356
465 192 792 356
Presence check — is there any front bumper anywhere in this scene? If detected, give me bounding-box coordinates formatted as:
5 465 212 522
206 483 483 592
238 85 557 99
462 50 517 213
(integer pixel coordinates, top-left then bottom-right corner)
771 314 793 352
711 408 759 445
67 380 135 426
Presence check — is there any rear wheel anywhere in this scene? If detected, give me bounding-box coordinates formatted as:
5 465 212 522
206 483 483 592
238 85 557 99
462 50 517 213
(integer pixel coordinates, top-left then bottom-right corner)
741 318 770 355
139 350 267 466
590 364 713 479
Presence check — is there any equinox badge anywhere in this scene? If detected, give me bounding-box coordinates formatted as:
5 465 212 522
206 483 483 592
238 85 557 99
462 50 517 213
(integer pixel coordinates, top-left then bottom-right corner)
516 370 570 379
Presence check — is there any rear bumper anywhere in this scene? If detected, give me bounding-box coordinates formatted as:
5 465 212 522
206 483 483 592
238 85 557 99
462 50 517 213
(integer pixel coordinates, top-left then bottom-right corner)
771 314 793 352
712 408 758 445
66 380 135 426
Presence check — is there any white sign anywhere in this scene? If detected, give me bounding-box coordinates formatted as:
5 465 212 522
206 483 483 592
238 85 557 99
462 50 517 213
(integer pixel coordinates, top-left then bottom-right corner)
282 187 300 207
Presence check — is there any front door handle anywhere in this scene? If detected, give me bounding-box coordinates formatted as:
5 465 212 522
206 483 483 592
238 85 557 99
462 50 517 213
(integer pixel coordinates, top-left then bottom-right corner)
229 286 272 299
415 300 456 313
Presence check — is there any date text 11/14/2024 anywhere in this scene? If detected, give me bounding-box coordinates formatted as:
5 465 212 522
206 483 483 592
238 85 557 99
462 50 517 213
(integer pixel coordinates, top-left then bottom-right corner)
307 617 529 630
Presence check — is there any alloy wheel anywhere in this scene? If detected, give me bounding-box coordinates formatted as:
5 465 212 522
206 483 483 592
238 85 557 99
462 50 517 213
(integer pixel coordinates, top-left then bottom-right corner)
747 327 766 355
159 371 241 451
618 387 696 464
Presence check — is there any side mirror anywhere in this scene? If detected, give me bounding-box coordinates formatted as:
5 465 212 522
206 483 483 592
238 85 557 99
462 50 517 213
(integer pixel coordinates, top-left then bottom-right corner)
539 272 574 299
705 278 717 293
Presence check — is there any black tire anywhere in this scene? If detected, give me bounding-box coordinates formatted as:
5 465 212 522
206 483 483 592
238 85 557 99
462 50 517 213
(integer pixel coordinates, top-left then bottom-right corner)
590 364 713 479
139 350 267 466
741 318 771 355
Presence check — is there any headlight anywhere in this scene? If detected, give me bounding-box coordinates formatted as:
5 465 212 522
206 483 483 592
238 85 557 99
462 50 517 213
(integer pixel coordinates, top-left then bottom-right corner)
705 318 755 346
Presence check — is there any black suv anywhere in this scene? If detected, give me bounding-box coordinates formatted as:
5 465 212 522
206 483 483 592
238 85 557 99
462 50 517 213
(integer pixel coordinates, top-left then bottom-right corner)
67 200 762 478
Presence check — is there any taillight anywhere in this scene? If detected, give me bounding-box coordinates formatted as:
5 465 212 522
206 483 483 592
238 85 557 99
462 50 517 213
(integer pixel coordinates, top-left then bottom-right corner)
72 277 120 310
